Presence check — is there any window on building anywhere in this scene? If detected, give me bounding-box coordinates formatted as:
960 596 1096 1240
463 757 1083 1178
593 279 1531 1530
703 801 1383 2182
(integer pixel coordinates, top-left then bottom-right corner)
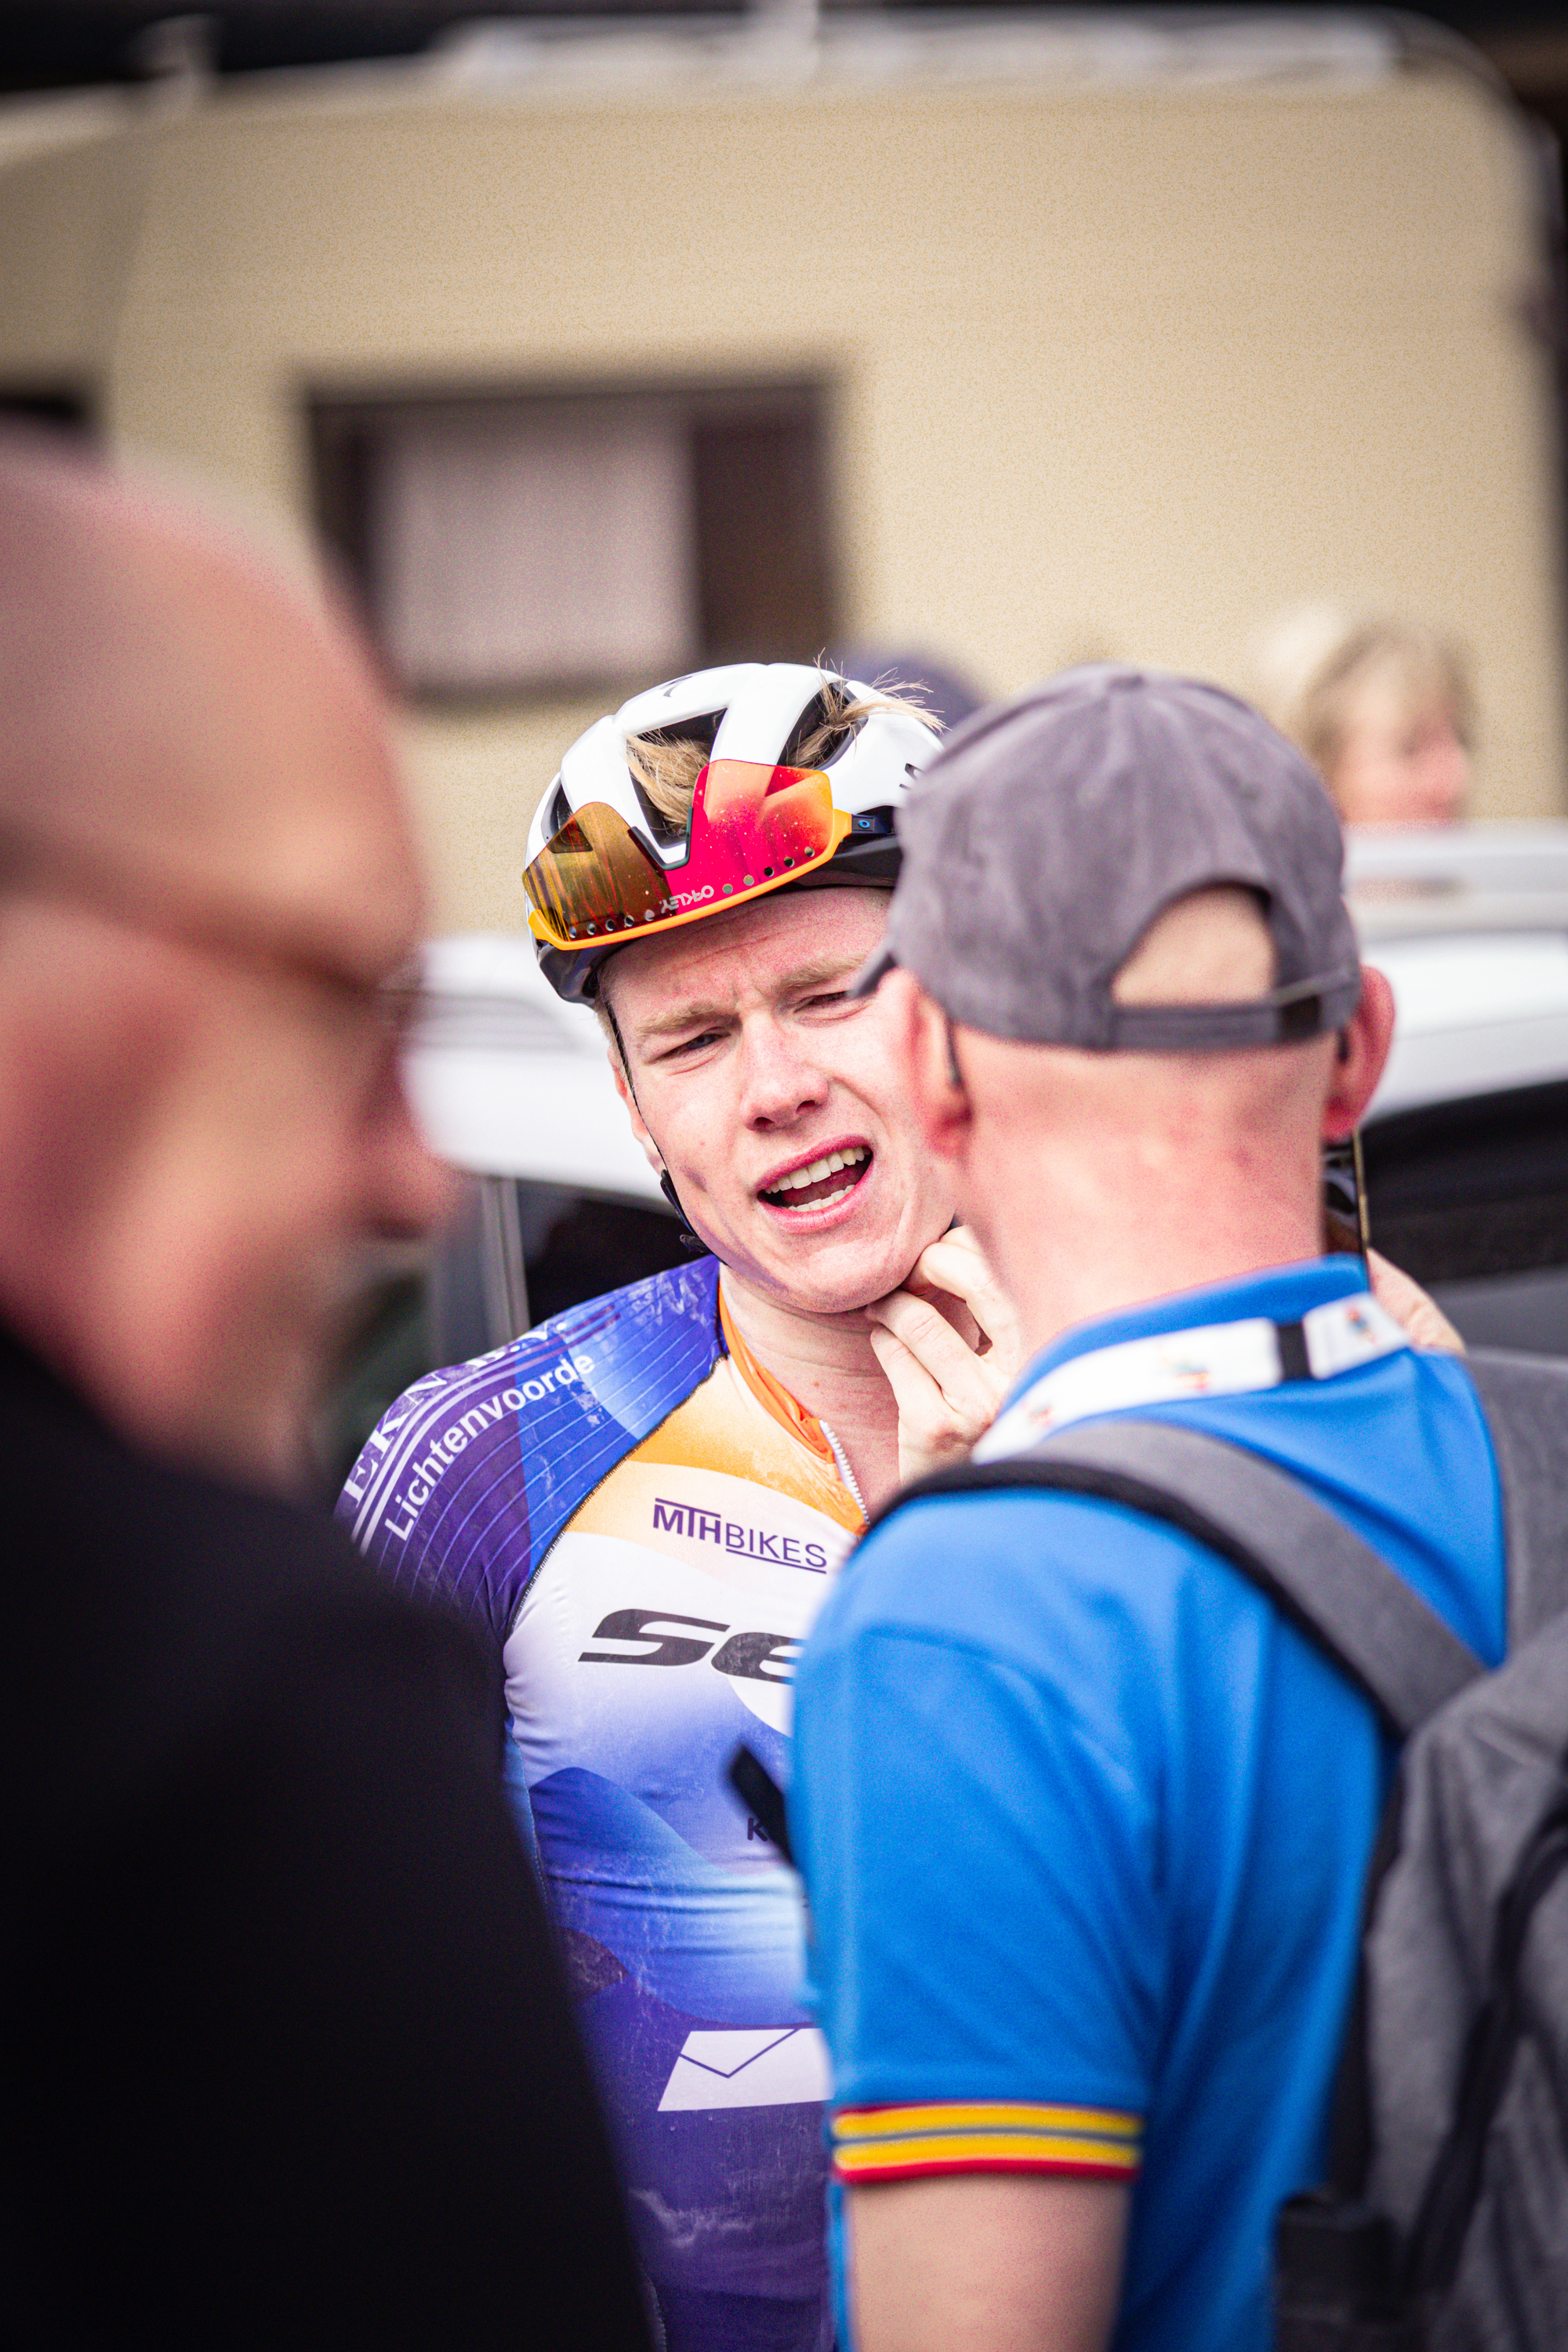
309 381 833 699
0 387 93 434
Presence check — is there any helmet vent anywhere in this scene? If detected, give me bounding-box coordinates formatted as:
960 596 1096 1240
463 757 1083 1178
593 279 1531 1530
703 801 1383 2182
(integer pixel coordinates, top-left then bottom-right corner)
784 688 858 771
627 713 722 845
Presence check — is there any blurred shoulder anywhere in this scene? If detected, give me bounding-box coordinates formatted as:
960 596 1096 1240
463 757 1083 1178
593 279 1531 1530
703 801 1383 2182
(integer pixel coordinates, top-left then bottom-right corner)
4 1338 490 1844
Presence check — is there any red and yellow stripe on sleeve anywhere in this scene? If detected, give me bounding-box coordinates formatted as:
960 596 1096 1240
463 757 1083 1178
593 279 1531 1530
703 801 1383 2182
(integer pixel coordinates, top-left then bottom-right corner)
831 2101 1143 2185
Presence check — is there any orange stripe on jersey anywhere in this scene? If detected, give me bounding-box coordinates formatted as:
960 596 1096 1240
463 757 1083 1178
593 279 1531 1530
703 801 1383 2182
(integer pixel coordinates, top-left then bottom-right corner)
718 1286 845 1475
571 1347 864 1541
831 2101 1143 2184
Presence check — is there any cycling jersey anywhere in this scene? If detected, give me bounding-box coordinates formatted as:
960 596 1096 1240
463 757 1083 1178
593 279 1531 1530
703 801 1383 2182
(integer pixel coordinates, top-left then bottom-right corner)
339 1256 860 2349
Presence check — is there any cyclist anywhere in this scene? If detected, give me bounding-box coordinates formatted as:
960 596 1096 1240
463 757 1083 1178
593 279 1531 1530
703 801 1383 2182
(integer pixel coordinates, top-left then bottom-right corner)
339 664 1022 2352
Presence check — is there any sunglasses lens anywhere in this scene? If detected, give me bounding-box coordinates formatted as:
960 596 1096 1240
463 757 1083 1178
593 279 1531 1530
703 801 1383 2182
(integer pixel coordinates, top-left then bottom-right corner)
524 764 848 953
698 760 840 873
523 804 671 946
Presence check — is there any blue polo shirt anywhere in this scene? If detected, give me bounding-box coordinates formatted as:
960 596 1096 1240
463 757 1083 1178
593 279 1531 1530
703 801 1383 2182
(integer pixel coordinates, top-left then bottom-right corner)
792 1258 1505 2352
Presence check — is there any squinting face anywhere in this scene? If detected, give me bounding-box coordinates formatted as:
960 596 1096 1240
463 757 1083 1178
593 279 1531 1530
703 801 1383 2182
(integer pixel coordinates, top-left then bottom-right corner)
602 890 957 1318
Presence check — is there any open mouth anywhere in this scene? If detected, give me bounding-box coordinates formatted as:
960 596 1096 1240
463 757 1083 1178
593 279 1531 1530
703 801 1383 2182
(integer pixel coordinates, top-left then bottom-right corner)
759 1145 873 1214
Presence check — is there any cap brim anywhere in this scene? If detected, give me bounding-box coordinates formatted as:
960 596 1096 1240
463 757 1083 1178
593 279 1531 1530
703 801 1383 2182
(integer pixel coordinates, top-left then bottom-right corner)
848 942 900 999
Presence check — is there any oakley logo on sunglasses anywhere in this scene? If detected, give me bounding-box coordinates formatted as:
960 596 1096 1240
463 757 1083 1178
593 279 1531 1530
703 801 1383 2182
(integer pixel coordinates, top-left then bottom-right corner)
524 760 851 952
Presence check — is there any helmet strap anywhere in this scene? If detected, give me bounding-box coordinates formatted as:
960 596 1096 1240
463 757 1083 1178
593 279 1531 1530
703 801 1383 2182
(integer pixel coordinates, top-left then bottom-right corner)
601 993 705 1253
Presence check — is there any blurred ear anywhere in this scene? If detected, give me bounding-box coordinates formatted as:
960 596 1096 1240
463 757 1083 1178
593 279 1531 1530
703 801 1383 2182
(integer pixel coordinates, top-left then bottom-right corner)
878 971 973 1161
1323 964 1395 1138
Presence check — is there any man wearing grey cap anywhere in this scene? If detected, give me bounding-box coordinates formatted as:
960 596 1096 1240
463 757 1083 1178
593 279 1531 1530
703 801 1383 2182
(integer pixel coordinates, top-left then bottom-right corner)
790 668 1508 2352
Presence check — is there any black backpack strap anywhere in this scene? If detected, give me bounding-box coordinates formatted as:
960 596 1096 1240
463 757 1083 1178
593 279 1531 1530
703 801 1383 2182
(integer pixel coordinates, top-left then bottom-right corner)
1465 1350 1568 1645
877 1417 1486 1739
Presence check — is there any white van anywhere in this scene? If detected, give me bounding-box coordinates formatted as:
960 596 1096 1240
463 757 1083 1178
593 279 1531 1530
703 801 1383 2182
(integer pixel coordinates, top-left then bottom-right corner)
1347 824 1568 1355
319 841 1568 1489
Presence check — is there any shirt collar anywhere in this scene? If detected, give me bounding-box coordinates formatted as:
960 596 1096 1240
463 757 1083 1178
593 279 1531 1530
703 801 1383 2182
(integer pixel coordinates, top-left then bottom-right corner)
717 1279 837 1471
1000 1254 1370 1415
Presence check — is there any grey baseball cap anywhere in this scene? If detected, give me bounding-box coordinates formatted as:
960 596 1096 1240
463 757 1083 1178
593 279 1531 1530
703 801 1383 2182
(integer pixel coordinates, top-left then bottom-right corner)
851 664 1362 1048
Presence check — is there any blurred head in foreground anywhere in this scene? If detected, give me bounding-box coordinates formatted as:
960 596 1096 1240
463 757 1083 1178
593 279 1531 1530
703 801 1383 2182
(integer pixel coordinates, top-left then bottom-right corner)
1255 608 1472 827
0 439 448 1488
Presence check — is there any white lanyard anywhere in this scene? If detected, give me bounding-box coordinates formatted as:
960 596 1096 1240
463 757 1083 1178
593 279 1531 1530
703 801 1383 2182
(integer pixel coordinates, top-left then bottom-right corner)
975 1290 1410 1464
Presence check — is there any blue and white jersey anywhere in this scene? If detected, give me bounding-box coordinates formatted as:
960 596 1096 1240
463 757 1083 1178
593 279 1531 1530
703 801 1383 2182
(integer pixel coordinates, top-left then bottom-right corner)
793 1257 1508 2352
339 1258 862 2347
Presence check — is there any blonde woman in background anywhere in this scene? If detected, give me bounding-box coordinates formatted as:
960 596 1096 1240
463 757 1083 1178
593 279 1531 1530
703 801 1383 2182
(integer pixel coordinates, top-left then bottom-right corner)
1256 608 1473 826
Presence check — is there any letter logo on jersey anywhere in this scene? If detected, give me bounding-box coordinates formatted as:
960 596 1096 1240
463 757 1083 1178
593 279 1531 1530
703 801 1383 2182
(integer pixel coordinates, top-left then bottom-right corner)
659 2027 832 2112
579 1608 800 1686
652 1496 829 1572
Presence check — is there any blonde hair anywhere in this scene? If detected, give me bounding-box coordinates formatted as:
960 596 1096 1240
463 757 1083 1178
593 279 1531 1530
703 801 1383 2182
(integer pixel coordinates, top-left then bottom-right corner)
1254 610 1472 790
626 676 936 833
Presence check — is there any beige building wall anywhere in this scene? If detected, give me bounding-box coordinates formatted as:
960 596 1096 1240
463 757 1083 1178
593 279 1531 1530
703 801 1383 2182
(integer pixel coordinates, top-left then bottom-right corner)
0 33 1562 931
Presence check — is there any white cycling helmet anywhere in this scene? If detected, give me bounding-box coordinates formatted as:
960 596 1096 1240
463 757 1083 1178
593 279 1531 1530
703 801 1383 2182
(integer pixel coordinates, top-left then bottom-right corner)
523 662 942 1002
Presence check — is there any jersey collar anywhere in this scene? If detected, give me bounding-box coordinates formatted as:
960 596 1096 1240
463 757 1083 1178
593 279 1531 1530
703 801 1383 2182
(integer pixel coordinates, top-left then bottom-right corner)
979 1255 1405 1460
717 1282 839 1472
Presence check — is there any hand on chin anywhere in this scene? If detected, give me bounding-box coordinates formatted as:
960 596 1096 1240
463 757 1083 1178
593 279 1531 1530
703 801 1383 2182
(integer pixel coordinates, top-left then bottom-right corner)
864 1225 1026 1483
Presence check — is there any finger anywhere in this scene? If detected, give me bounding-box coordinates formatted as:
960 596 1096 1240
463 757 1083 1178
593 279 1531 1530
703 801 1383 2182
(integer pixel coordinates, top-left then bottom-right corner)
867 1287 1007 1423
867 1322 945 1431
868 1324 985 1479
1367 1247 1466 1355
868 1287 1000 1410
893 1277 983 1353
906 1235 1025 1376
902 1224 987 1300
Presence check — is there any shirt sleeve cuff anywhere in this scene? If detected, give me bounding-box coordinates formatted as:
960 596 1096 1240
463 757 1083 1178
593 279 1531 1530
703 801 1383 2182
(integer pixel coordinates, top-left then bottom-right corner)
831 2100 1144 2184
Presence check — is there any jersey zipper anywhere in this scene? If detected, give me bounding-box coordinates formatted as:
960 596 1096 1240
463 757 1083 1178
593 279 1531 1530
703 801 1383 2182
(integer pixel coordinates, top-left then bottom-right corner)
818 1417 868 1524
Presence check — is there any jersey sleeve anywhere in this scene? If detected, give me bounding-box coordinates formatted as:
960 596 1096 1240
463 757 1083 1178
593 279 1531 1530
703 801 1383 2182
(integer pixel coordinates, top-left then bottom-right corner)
793 1535 1163 2187
335 1259 726 1662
